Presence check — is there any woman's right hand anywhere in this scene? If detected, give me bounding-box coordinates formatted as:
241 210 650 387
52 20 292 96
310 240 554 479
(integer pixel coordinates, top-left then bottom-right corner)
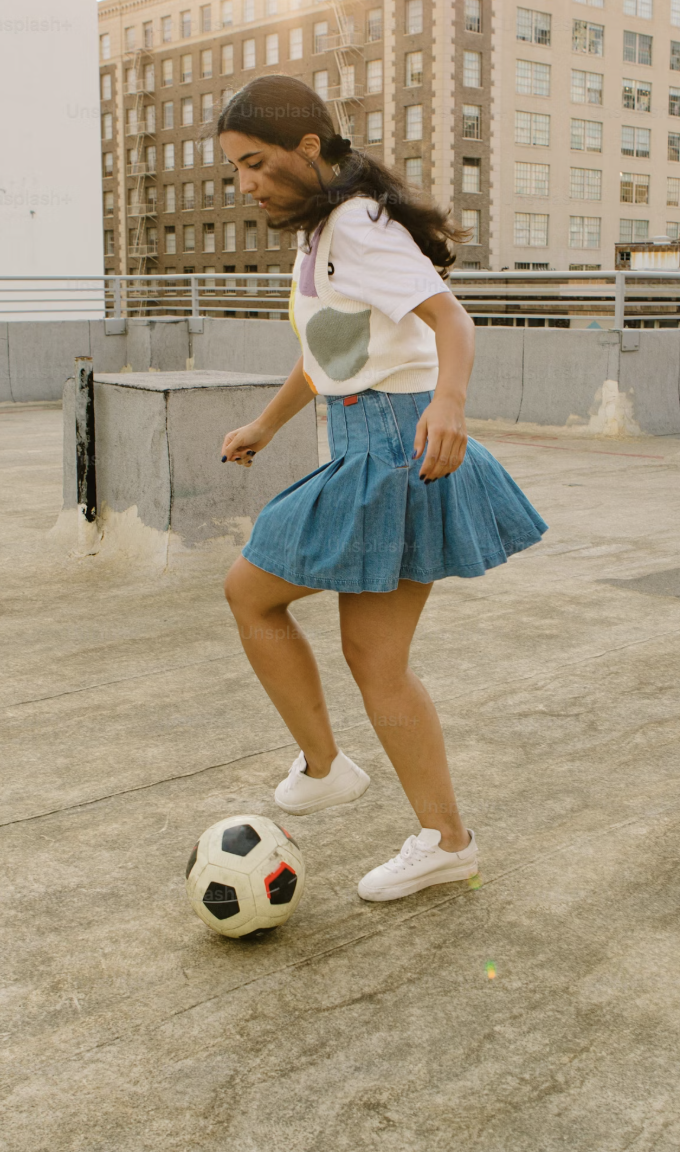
221 420 276 468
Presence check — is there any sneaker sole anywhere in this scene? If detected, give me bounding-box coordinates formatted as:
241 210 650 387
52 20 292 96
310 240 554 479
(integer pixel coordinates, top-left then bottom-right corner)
274 772 370 816
357 861 478 902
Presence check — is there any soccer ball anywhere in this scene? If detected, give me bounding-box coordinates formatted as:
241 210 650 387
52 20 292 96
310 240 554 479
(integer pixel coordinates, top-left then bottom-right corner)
185 814 305 938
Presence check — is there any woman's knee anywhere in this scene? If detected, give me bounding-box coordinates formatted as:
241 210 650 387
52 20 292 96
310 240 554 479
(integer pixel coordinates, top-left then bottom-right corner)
341 632 406 691
224 558 256 616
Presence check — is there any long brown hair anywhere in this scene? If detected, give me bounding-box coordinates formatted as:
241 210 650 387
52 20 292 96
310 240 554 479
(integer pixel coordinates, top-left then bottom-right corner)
216 75 471 277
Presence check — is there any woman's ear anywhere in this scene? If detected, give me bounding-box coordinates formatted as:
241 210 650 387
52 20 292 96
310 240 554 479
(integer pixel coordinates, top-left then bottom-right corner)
297 133 322 163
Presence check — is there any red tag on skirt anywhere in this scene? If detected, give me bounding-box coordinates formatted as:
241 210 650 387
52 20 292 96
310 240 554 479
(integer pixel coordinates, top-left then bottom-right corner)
343 395 359 406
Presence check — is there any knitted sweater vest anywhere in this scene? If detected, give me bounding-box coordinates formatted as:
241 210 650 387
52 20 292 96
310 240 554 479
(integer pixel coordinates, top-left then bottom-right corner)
288 197 440 397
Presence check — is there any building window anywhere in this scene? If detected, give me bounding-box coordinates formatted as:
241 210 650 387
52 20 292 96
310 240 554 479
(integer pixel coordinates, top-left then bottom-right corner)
620 172 649 203
164 185 176 212
267 226 280 249
266 33 279 65
100 33 111 60
461 209 480 244
124 26 135 52
667 221 680 238
405 157 423 186
571 118 603 152
162 59 173 87
668 176 680 205
572 20 603 55
570 167 602 199
367 110 383 143
514 161 549 196
161 16 172 42
244 221 258 250
224 221 236 251
405 51 423 86
516 9 551 46
406 0 423 34
515 111 550 147
673 41 680 71
183 182 195 209
200 4 212 32
514 212 549 246
340 64 355 97
201 138 214 165
313 71 329 100
623 31 652 65
243 38 256 69
463 51 482 87
223 179 235 206
571 69 603 104
104 190 114 216
621 125 650 157
516 60 551 97
203 223 216 252
670 132 680 162
622 79 651 112
313 21 328 52
243 0 255 19
163 143 175 170
144 63 155 93
366 59 383 94
619 218 648 242
569 216 601 247
462 105 481 139
181 97 193 126
222 44 234 74
462 261 481 269
125 67 137 96
221 87 234 107
104 230 115 256
101 73 112 101
183 140 195 167
222 1 233 24
465 0 482 33
289 28 303 60
184 224 196 252
405 104 423 140
145 105 156 133
367 9 382 41
670 87 680 117
102 113 113 141
181 54 192 83
180 10 191 37
201 49 213 79
462 157 482 193
165 226 177 254
199 94 212 125
163 102 174 129
624 0 652 15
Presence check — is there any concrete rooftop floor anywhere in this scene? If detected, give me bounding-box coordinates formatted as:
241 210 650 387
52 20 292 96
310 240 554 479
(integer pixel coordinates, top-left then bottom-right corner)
2 401 680 1152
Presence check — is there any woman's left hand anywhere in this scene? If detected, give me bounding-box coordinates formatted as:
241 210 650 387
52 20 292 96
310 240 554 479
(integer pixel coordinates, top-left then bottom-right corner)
412 396 468 482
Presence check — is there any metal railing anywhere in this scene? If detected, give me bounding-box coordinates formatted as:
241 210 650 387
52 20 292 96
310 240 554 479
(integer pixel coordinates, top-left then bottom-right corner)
2 270 680 324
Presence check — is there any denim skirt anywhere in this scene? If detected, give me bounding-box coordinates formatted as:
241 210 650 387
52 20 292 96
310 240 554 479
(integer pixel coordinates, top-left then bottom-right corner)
241 389 548 594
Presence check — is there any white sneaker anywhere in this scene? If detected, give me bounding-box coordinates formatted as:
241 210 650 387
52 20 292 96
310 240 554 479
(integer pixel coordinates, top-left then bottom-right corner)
274 749 370 816
357 827 478 902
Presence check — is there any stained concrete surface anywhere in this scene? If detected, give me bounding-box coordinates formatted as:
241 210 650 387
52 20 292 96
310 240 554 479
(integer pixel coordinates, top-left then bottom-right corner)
1 404 680 1152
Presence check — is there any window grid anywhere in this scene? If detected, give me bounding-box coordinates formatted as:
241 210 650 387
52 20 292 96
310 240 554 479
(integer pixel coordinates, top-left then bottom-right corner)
515 110 550 147
463 105 481 139
620 172 649 204
514 212 549 246
569 216 601 248
516 8 551 46
668 176 680 206
623 31 652 66
621 125 650 157
572 20 604 56
622 78 651 113
516 60 551 97
619 218 649 242
514 161 550 196
461 209 481 244
405 104 423 140
570 167 602 199
464 0 482 33
462 157 481 193
571 118 603 152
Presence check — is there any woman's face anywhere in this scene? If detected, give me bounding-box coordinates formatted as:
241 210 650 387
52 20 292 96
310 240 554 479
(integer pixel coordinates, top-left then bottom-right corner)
219 130 332 223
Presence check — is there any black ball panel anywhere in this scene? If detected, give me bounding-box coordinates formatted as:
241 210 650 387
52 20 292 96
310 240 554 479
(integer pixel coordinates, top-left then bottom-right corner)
221 824 262 857
265 864 297 906
185 843 199 879
203 881 240 920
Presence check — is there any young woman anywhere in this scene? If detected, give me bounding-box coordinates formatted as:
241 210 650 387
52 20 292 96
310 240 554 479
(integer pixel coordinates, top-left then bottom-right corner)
217 76 548 902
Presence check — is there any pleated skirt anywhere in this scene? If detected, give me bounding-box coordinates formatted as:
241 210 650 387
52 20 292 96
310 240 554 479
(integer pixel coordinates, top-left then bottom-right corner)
241 388 548 593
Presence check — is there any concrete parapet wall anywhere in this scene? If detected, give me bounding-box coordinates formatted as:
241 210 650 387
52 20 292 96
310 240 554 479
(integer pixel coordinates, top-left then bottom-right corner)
5 319 680 435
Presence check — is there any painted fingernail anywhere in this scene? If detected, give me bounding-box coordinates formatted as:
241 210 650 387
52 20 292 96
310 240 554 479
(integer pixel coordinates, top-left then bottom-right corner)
246 450 255 456
221 455 227 462
234 456 241 461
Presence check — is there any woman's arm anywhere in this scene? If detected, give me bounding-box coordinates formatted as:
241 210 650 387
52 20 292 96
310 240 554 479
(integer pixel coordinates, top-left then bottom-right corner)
411 291 475 481
221 355 314 467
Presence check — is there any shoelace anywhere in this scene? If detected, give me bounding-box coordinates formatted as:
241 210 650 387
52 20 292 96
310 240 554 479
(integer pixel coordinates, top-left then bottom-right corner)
283 750 307 793
383 835 436 874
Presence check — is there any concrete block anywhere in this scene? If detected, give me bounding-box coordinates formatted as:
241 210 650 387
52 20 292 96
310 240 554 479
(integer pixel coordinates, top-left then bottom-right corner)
465 328 523 421
89 321 128 374
125 320 151 372
149 319 190 370
618 330 680 435
241 319 300 376
7 321 91 402
520 330 620 426
0 323 11 402
63 370 319 554
192 318 246 371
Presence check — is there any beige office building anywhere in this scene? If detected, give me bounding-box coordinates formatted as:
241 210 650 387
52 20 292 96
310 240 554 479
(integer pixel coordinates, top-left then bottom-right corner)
493 0 680 270
97 0 492 279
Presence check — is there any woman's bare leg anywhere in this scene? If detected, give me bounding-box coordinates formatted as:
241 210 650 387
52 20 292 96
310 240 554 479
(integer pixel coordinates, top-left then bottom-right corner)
339 581 469 853
224 556 338 776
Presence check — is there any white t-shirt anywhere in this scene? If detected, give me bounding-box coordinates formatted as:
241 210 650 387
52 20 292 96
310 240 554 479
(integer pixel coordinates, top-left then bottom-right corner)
325 199 451 324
